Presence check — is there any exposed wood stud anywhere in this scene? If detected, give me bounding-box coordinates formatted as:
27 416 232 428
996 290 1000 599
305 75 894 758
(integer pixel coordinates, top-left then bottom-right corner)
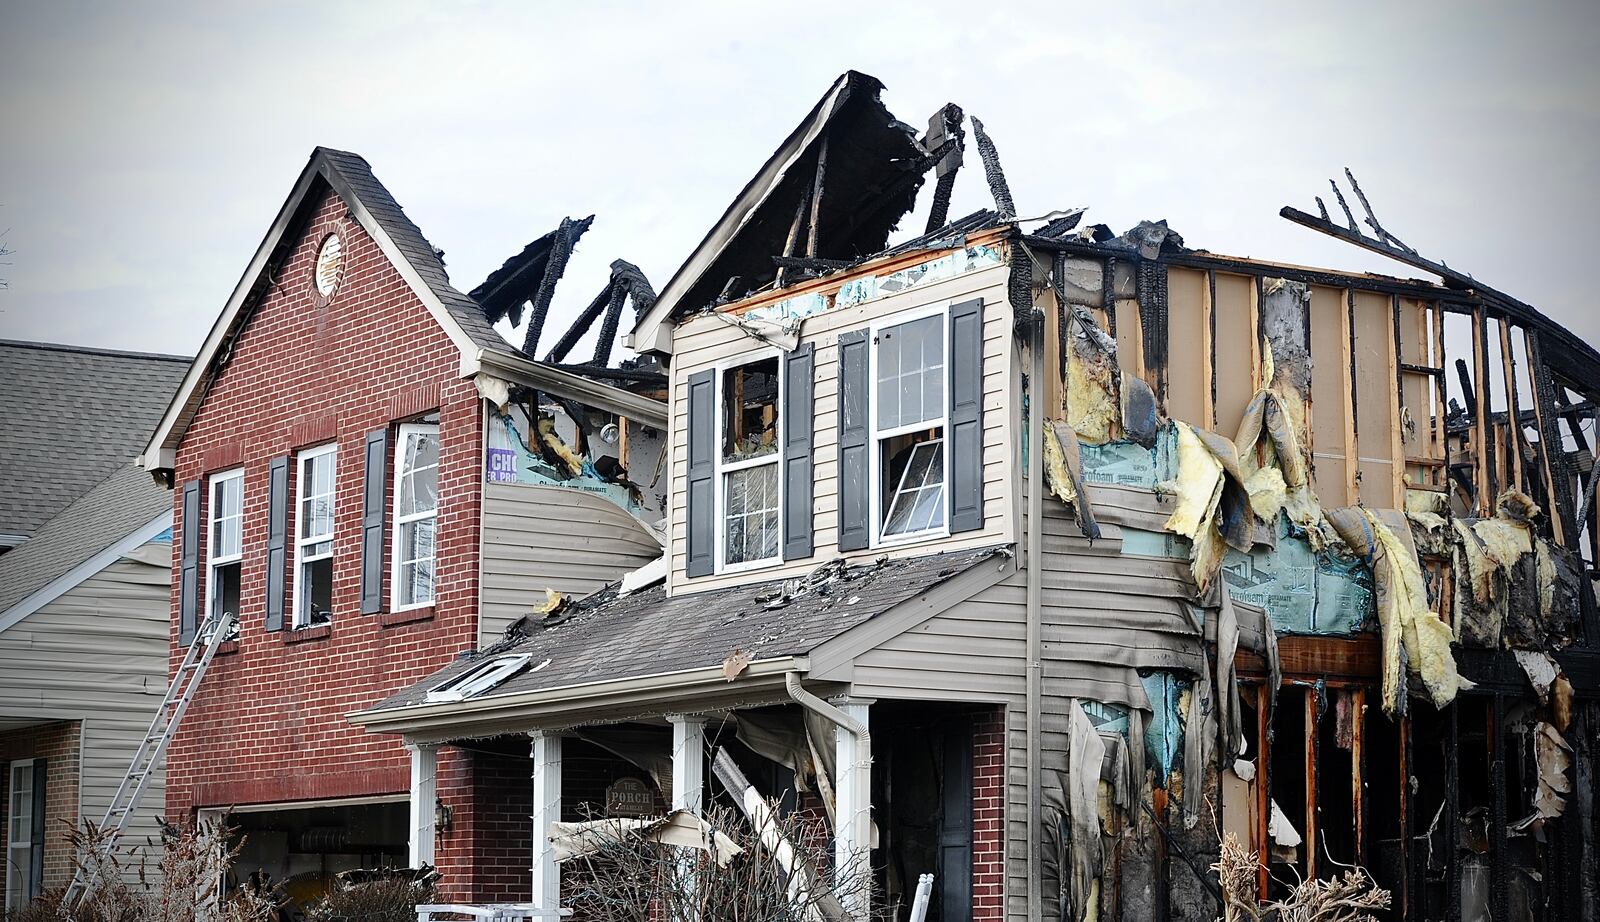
1473 307 1492 515
1352 687 1366 868
1303 687 1318 882
1204 269 1217 431
1255 682 1271 899
1345 290 1361 505
1526 328 1576 545
805 133 829 260
1397 713 1412 922
1499 319 1526 494
1390 294 1407 508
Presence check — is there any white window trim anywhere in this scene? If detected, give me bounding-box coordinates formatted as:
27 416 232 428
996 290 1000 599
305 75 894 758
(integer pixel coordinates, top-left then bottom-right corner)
5 758 36 913
425 654 547 703
292 443 337 629
712 349 785 575
391 422 440 612
203 468 245 629
867 304 952 549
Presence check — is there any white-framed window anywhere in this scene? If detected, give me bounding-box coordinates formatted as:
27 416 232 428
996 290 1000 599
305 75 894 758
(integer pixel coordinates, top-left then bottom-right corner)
716 354 782 571
205 468 244 635
870 310 949 544
5 759 37 912
392 422 440 611
425 654 546 703
293 443 336 628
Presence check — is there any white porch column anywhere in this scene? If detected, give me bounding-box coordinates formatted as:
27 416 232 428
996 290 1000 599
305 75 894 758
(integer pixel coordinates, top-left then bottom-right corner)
530 730 563 909
833 698 873 917
406 742 438 867
667 714 707 812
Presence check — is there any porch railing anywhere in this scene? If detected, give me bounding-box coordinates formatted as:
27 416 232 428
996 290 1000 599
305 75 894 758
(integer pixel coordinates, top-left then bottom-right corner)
414 904 571 921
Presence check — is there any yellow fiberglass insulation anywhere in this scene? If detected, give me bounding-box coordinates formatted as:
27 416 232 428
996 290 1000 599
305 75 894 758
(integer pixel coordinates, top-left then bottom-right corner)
1331 507 1470 714
537 414 586 478
1163 421 1231 592
1043 422 1078 506
1234 344 1320 531
1063 304 1121 445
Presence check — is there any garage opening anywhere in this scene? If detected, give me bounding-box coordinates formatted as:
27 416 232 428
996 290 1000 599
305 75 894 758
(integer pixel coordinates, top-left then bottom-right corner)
220 800 408 917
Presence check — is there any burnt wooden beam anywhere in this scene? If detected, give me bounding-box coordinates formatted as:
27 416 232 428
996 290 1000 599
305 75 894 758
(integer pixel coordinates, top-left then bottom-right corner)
805 132 829 259
970 116 1016 221
775 185 813 288
543 280 615 364
771 255 851 272
521 216 581 357
922 102 965 235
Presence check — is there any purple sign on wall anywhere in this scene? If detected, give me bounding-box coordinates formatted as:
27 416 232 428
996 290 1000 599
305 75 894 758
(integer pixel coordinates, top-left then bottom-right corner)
486 447 518 483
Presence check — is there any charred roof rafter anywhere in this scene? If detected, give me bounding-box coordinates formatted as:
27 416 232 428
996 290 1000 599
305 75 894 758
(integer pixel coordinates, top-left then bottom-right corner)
470 214 595 356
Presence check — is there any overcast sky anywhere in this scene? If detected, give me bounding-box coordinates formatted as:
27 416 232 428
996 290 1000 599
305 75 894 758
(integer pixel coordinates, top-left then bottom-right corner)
2 1 1597 359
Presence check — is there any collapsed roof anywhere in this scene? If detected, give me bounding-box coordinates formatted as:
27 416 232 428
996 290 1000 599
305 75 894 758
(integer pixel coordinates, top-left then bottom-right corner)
633 71 946 355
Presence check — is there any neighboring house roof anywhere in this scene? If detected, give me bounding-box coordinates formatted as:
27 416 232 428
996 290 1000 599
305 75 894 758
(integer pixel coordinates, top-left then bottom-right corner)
0 340 186 546
631 70 930 356
365 545 1013 719
141 147 667 473
0 464 173 631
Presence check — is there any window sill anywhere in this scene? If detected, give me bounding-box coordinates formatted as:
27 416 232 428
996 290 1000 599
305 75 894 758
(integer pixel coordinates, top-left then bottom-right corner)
213 640 240 656
281 624 333 644
379 606 435 628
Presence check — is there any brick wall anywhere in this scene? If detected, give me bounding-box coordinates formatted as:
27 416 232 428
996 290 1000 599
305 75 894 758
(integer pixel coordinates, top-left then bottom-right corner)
165 184 484 818
0 721 82 893
972 706 1006 922
433 739 666 905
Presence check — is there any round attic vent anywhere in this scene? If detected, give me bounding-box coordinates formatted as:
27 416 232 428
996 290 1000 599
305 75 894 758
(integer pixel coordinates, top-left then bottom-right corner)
314 233 343 297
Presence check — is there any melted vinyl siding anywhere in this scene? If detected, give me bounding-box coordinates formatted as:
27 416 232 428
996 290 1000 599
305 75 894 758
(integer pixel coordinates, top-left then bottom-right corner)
845 484 1202 922
479 482 662 644
0 544 171 880
666 264 1018 594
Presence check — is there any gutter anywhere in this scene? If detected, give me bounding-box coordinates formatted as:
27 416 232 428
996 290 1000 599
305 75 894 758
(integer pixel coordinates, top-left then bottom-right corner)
348 656 806 737
472 346 669 430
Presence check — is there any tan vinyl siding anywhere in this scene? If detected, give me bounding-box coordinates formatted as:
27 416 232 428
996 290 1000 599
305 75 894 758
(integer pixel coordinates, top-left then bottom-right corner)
479 483 661 644
0 543 171 881
843 483 1201 922
667 263 1018 594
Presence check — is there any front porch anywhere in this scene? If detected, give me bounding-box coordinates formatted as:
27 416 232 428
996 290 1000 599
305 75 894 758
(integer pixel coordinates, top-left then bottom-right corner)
406 697 1004 921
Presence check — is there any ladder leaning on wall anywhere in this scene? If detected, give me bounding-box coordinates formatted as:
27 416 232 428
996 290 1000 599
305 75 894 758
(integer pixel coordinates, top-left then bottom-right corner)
59 607 238 913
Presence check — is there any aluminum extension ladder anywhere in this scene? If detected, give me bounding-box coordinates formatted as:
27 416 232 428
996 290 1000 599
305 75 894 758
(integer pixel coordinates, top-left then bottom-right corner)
60 607 238 911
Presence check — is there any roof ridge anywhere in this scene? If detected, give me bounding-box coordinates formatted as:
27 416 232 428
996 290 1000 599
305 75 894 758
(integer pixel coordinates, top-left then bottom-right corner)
0 339 192 362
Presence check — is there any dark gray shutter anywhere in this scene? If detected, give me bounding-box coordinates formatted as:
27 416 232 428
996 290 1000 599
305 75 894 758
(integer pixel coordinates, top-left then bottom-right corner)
948 298 986 533
836 330 872 551
685 369 716 578
179 479 200 645
264 456 290 631
29 759 46 899
781 344 815 561
938 724 974 922
360 428 388 614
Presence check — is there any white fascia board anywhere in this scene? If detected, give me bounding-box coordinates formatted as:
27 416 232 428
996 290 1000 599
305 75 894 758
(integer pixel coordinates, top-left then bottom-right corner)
474 348 669 429
0 511 173 633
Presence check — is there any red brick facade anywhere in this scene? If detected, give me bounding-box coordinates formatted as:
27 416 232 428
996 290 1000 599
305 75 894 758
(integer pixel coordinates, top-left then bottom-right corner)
165 185 483 818
971 706 1006 922
0 721 82 894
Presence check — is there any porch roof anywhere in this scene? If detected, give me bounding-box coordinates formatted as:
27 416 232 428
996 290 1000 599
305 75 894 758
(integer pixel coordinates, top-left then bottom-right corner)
355 545 1012 730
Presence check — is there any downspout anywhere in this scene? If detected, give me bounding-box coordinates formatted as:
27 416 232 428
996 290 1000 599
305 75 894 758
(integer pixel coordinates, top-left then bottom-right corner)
786 671 871 914
1025 297 1046 922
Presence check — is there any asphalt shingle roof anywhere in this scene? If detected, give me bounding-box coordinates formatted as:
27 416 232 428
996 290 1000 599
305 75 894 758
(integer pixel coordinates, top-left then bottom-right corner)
0 463 172 616
0 341 186 542
372 545 1010 711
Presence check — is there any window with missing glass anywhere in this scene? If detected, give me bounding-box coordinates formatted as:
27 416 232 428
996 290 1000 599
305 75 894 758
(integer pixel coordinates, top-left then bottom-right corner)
874 314 947 540
392 421 439 610
719 356 781 568
206 468 244 634
294 444 336 627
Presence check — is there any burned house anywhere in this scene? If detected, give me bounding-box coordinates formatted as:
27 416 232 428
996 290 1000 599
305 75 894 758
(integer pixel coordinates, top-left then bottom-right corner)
354 72 1600 922
130 147 673 915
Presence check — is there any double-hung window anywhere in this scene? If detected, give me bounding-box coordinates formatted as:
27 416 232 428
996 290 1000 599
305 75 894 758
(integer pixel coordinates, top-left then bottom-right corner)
206 468 244 633
873 313 948 541
293 444 336 627
392 422 439 610
718 356 782 569
5 760 37 911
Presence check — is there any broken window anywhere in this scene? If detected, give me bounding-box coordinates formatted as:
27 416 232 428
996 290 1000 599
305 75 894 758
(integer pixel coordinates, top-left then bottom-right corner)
875 314 946 540
293 444 335 628
206 468 243 636
426 653 541 702
718 357 781 567
392 421 439 610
